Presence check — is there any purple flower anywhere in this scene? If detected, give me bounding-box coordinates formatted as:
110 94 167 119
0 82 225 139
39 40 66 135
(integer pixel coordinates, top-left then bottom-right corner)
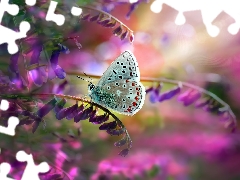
90 113 109 124
32 118 41 133
99 121 117 130
114 136 127 147
29 43 45 86
106 128 125 136
113 26 123 36
126 2 139 19
158 86 181 102
8 52 24 88
74 106 93 123
89 14 100 22
120 30 129 40
149 84 162 103
80 13 90 20
118 148 129 157
183 91 201 106
195 98 211 108
53 80 68 94
126 0 149 19
66 104 84 120
36 98 57 118
56 104 78 120
49 44 69 80
104 20 116 28
54 98 67 114
18 118 34 126
129 34 134 43
145 87 154 94
178 90 201 106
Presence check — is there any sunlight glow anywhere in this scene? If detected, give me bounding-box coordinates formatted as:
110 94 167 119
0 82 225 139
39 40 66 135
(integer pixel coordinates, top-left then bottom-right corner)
150 0 240 36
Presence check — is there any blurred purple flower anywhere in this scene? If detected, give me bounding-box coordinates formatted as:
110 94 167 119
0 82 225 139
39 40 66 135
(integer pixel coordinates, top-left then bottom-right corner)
99 121 117 130
36 98 57 118
49 44 69 80
120 30 129 40
159 86 181 102
89 113 109 124
53 80 68 94
149 84 162 103
195 97 211 108
66 104 84 120
56 104 78 120
178 90 201 106
54 98 67 114
91 152 189 180
113 26 122 36
126 2 139 19
89 14 100 22
8 52 24 89
106 128 125 136
28 43 45 86
126 0 149 19
74 106 93 123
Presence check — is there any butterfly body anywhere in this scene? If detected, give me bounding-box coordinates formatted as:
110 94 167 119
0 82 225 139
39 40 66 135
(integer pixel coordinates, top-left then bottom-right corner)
88 51 145 116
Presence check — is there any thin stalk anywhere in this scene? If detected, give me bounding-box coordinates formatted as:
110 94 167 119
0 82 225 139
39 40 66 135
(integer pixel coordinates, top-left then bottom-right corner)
78 5 133 33
67 71 236 123
31 93 132 149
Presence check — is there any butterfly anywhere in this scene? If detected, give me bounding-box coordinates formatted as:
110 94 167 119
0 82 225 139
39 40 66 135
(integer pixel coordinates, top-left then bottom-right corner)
88 50 145 116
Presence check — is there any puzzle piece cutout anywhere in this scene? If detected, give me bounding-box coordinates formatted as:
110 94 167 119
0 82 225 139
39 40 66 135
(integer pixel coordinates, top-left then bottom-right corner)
0 163 14 180
150 0 240 37
46 1 65 26
0 0 32 54
16 151 50 180
0 151 50 180
25 0 36 6
0 100 19 136
71 6 82 16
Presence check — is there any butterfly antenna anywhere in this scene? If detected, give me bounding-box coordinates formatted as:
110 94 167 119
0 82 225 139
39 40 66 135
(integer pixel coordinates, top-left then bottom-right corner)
77 75 91 83
83 72 93 83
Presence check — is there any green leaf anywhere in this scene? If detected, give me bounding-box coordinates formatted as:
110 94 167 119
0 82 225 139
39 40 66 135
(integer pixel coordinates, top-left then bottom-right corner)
147 165 160 178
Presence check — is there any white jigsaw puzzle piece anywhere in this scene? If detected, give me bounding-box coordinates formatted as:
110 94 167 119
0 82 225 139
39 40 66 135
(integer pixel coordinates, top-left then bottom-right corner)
16 151 50 180
71 6 82 16
0 100 19 136
0 116 19 136
46 1 65 26
0 162 15 180
150 0 240 37
0 0 31 54
25 0 37 6
0 21 30 54
0 0 19 22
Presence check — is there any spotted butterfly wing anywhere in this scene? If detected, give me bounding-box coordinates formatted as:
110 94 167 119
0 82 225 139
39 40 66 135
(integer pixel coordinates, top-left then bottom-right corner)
89 50 145 116
97 51 140 86
100 80 145 115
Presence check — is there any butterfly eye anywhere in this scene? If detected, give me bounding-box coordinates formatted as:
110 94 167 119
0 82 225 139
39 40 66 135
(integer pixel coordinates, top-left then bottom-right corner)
107 86 111 90
88 84 95 91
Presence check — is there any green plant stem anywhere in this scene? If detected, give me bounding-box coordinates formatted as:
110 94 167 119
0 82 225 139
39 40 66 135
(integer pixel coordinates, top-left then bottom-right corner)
78 5 133 33
66 71 236 124
31 93 132 149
